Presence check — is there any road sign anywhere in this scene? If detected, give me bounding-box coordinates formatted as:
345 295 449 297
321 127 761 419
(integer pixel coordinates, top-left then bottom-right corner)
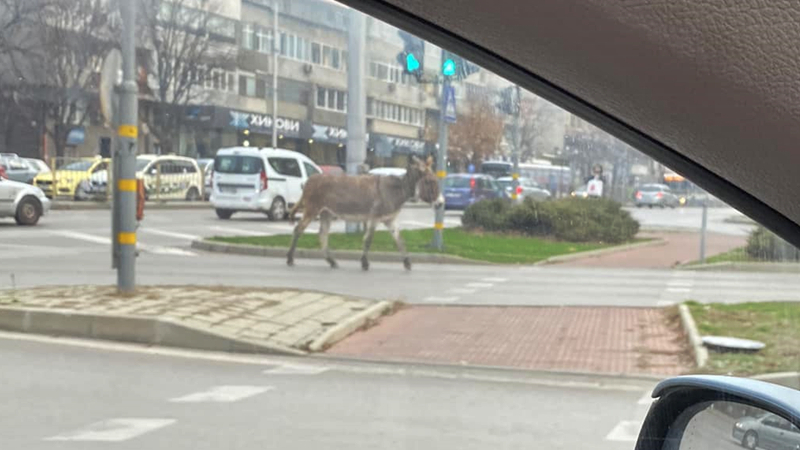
99 49 122 128
443 85 457 123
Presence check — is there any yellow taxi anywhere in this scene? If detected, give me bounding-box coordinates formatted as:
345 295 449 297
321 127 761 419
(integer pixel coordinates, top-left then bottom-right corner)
33 157 110 199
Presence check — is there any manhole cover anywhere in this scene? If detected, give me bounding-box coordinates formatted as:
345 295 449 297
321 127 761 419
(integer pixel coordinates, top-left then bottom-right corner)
702 336 765 352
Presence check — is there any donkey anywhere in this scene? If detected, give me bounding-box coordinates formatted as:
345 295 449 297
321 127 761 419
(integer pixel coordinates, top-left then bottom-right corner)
287 155 443 271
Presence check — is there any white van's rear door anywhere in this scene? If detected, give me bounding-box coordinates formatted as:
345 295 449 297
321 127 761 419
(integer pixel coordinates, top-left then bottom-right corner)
213 154 263 198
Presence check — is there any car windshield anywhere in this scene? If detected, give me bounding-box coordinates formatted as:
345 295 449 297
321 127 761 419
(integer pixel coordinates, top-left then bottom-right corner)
1 1 796 449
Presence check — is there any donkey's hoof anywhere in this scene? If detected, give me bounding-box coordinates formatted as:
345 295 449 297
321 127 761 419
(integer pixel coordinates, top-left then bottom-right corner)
403 258 412 271
286 257 294 267
326 258 339 269
361 257 370 271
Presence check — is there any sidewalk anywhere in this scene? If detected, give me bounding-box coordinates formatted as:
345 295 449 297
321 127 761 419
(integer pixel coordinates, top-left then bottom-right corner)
328 305 693 376
0 286 392 354
555 231 745 268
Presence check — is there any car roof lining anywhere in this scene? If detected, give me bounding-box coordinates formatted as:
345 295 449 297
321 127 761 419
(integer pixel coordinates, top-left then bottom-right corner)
339 0 800 248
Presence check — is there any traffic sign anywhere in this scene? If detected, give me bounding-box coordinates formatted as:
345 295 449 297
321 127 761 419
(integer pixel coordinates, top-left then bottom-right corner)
443 85 457 123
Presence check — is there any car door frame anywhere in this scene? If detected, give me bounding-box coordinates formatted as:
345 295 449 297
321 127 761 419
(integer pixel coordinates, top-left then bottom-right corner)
267 156 304 207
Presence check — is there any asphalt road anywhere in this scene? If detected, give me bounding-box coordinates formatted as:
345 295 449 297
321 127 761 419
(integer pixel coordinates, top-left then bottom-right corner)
2 206 797 307
0 332 655 449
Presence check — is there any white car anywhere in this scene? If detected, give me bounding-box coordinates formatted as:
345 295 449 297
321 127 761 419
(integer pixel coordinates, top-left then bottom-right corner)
0 176 51 225
368 167 407 177
135 155 203 201
211 147 322 220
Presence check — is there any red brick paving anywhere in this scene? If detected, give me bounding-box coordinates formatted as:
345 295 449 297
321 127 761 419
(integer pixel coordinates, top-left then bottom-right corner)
557 232 746 268
328 306 691 376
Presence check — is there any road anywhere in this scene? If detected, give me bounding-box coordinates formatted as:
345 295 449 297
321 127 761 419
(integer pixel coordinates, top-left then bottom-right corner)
0 332 654 449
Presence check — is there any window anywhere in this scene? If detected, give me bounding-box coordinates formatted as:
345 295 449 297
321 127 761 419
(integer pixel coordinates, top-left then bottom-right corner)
204 68 236 92
239 74 256 97
255 27 272 53
317 87 347 112
367 100 422 126
214 155 263 174
304 162 320 177
268 157 301 178
311 43 321 64
242 23 254 50
279 32 311 62
369 61 414 85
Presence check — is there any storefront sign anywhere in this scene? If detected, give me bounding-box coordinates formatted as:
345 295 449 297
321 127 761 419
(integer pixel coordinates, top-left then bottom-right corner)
229 110 301 137
311 124 348 143
370 133 426 157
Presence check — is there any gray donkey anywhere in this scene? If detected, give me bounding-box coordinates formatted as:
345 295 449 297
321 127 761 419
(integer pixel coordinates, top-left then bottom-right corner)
287 155 443 270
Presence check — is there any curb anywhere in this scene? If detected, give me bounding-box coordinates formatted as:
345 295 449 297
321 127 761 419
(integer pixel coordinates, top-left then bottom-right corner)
678 261 800 273
678 304 708 369
535 238 667 265
0 306 305 356
52 201 211 211
191 239 491 265
308 301 394 352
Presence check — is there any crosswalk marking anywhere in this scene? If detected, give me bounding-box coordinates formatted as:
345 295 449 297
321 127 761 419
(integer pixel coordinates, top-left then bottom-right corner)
482 277 508 283
45 418 175 442
666 287 692 293
170 385 273 403
605 420 641 442
48 229 197 257
140 228 200 241
263 363 329 375
49 230 110 245
466 282 493 288
447 288 476 295
423 296 459 303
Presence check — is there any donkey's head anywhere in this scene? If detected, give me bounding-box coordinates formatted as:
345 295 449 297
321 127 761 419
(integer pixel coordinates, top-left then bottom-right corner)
406 155 443 207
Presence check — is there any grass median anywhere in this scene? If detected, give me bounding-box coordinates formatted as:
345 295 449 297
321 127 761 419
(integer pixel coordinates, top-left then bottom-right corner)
687 301 800 375
209 227 622 264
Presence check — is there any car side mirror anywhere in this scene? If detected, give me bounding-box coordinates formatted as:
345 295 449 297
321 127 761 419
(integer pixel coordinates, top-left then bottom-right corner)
635 375 800 450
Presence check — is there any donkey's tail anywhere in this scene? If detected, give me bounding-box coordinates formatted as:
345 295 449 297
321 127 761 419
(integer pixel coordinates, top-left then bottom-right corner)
288 196 304 224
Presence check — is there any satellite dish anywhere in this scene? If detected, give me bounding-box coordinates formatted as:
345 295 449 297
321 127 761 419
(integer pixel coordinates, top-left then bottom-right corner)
99 48 122 128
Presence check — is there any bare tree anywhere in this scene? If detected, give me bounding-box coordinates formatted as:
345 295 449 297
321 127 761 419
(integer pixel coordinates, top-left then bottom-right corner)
517 95 558 162
447 95 505 170
5 0 117 159
138 0 233 154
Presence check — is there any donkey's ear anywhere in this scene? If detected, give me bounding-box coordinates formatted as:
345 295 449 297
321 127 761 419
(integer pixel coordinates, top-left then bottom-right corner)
426 155 434 167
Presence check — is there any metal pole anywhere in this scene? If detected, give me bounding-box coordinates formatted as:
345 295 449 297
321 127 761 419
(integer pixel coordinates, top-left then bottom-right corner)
271 1 279 149
511 84 521 200
115 0 138 292
699 200 708 263
345 9 366 233
432 51 449 250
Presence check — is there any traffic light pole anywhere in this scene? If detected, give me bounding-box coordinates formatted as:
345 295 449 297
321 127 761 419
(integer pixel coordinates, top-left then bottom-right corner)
511 85 521 200
432 58 449 250
345 9 366 234
115 0 138 292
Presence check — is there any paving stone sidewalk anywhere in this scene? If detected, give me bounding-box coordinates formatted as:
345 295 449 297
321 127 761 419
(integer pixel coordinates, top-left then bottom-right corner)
0 285 388 352
329 305 693 376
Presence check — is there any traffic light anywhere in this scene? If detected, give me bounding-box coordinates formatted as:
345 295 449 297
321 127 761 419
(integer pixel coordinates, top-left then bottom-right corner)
441 50 479 80
397 30 424 81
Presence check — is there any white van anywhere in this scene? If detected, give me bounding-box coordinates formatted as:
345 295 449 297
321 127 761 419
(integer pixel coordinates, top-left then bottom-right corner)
210 147 322 220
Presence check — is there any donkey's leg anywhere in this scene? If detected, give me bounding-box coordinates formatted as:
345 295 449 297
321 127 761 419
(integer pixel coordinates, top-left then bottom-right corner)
360 220 378 271
319 211 337 269
287 210 315 266
384 219 411 270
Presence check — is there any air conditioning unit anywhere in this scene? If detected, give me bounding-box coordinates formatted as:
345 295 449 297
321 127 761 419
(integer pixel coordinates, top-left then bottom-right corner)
303 64 313 75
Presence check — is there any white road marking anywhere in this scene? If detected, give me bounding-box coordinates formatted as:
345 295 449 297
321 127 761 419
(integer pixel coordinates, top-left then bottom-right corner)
482 277 508 283
656 300 676 307
45 418 175 442
466 282 493 288
667 288 692 293
143 246 198 257
49 230 110 245
140 228 200 241
447 288 477 295
264 364 329 375
170 385 273 403
667 280 694 287
605 420 641 442
209 226 270 236
422 296 459 303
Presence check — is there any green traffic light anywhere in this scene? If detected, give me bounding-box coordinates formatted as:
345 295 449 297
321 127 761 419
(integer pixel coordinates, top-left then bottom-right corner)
442 58 456 76
406 53 420 72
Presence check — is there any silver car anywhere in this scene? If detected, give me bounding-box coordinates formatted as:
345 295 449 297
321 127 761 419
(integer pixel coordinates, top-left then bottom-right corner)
497 177 551 201
0 155 38 184
635 183 680 208
0 175 51 225
733 413 800 450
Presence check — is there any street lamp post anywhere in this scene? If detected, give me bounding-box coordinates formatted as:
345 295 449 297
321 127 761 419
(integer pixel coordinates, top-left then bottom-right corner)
271 1 279 149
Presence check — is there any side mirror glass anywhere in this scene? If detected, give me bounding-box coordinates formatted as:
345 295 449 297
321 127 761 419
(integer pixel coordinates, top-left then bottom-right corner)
636 376 800 450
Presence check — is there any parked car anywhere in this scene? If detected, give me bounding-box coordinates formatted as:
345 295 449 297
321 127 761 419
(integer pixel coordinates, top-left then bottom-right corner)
320 165 346 176
211 147 322 220
0 155 38 184
635 183 680 208
136 155 203 201
570 185 589 198
24 158 51 175
0 176 50 225
197 158 214 200
443 173 505 210
0 164 6 180
497 176 551 202
33 157 110 199
733 413 800 450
